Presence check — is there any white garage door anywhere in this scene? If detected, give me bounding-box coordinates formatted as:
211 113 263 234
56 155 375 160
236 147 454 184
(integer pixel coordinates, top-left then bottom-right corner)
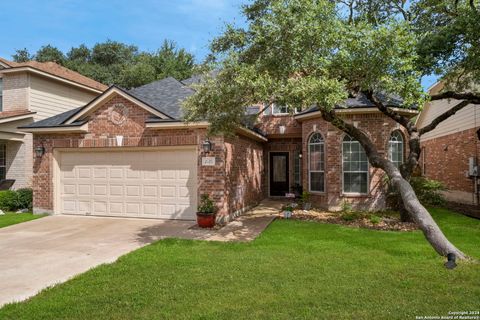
58 148 197 220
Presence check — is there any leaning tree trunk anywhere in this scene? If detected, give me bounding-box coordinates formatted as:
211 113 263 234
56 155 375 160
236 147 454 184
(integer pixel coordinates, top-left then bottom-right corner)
387 166 467 259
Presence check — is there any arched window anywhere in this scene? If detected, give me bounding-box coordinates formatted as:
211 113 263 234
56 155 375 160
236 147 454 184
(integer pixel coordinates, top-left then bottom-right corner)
308 133 325 192
388 130 404 168
342 135 368 194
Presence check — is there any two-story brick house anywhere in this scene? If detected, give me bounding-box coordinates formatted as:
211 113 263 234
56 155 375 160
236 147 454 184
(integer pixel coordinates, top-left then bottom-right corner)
23 74 417 221
0 58 107 189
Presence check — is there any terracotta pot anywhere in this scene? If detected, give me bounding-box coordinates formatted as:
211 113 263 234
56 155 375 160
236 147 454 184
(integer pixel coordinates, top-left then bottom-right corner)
196 213 216 228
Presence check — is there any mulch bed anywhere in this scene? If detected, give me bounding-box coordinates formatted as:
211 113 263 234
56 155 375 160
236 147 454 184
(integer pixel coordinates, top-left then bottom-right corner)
278 209 418 231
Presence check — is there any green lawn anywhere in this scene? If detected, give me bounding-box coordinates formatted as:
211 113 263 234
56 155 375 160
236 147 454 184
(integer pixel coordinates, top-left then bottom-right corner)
0 212 44 229
1 208 479 320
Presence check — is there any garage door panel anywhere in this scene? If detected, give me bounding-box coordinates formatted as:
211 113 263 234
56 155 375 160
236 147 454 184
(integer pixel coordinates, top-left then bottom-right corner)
94 185 108 195
109 202 123 215
143 185 158 197
94 168 108 178
78 168 92 179
59 149 197 220
109 168 124 179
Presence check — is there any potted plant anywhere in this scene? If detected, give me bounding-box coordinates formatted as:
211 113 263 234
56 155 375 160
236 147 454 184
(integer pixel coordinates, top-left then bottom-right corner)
301 191 312 210
282 203 296 219
197 194 217 228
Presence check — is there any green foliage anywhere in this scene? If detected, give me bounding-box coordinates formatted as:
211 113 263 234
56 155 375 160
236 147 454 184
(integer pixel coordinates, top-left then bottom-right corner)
11 40 195 89
12 48 33 62
386 176 447 208
16 188 33 210
0 190 19 211
340 199 353 213
341 211 359 221
300 191 311 203
0 189 33 211
35 45 65 64
184 0 426 135
410 177 447 206
369 214 382 225
197 194 216 215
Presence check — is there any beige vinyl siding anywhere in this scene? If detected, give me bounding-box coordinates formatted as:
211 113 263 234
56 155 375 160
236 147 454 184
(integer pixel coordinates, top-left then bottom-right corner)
418 99 480 141
29 75 98 121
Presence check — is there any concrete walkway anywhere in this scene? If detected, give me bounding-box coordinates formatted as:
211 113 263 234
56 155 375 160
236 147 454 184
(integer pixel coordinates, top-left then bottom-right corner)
0 200 280 306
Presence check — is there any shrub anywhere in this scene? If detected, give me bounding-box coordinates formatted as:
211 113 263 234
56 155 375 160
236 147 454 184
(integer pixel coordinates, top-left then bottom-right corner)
16 188 33 210
0 190 19 211
385 176 447 208
197 194 216 215
340 200 353 213
342 212 359 221
0 188 33 212
300 191 311 203
409 177 447 206
369 214 381 225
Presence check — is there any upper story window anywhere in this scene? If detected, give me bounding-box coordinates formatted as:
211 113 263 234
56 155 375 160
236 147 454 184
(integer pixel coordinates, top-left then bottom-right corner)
263 103 289 115
0 78 3 112
342 135 369 194
388 130 404 168
308 132 325 192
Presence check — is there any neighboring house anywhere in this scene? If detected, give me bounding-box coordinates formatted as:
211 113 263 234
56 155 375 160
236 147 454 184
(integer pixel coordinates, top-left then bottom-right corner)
417 82 480 205
23 76 417 222
0 58 107 189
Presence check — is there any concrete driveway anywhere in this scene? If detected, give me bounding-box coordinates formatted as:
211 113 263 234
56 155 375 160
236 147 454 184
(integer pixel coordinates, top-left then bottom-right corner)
0 215 198 307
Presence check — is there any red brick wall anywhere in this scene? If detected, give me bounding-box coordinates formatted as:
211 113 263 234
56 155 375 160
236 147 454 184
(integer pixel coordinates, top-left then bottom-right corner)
255 114 302 138
421 127 480 204
223 135 265 221
32 93 263 221
301 113 407 210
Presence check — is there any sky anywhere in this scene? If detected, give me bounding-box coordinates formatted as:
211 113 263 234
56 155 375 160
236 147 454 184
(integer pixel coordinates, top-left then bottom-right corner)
0 0 436 90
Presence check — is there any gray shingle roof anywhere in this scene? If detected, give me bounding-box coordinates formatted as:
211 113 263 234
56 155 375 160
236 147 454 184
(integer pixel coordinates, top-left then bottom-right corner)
19 107 85 128
295 92 407 116
128 77 195 120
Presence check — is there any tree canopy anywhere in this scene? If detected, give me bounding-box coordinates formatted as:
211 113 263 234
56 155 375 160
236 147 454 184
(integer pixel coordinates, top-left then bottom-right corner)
12 40 196 89
184 0 425 133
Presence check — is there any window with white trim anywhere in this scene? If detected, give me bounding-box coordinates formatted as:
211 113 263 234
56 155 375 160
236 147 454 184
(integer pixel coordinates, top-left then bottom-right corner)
0 144 6 180
263 103 289 115
0 78 3 112
342 135 368 194
388 130 404 168
308 133 325 192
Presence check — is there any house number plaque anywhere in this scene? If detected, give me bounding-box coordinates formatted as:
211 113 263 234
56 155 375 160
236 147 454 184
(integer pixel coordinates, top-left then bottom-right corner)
202 157 216 166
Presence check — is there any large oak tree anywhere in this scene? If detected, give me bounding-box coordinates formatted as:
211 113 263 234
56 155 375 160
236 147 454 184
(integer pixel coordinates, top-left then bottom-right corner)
184 0 479 260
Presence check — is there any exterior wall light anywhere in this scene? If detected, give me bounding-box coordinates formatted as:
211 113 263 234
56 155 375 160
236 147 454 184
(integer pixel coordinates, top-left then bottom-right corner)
35 146 45 158
298 152 303 159
202 139 212 153
279 125 286 134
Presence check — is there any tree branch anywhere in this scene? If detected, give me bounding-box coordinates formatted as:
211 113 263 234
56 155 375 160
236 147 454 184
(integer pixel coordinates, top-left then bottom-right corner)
321 109 390 169
430 91 480 103
363 91 416 134
419 100 471 136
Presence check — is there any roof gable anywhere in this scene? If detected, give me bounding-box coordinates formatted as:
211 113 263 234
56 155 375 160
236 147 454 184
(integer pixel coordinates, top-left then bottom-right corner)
64 86 172 125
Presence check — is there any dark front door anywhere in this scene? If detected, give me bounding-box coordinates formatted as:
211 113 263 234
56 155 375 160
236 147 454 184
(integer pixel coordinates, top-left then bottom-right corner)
269 152 289 196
